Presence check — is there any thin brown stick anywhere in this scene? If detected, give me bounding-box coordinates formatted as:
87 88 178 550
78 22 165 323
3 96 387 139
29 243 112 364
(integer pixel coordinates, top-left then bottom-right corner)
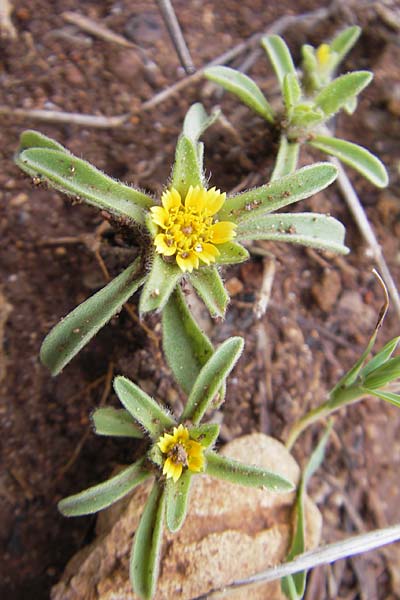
0 0 17 39
0 106 129 127
331 156 400 320
156 0 195 74
61 11 139 49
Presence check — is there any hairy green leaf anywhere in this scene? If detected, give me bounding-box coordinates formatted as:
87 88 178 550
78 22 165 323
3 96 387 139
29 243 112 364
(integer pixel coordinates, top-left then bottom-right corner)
204 66 274 122
17 130 71 154
205 452 294 492
189 266 229 319
114 376 176 437
41 259 145 375
171 135 203 197
17 148 153 223
189 423 220 449
313 71 372 117
181 336 244 424
282 73 302 113
58 459 151 516
309 135 388 188
183 102 220 143
219 163 337 223
215 240 250 264
270 136 300 181
162 287 214 395
131 482 165 600
165 471 192 533
330 26 361 66
262 35 297 88
139 254 182 315
237 212 349 254
92 407 144 438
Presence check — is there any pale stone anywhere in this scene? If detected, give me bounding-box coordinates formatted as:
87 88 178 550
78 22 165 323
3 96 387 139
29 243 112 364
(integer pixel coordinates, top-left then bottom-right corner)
52 434 322 600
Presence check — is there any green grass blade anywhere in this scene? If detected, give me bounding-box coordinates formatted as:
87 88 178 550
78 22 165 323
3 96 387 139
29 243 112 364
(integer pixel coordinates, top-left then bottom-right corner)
40 259 145 375
181 337 244 424
309 135 388 188
361 336 400 378
114 376 175 437
58 459 151 516
219 163 337 223
237 213 349 254
91 407 144 438
361 388 400 408
204 66 274 122
130 482 165 600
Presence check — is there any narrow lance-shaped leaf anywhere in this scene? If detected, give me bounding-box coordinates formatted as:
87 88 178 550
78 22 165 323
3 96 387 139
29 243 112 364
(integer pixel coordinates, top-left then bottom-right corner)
204 66 274 123
58 459 151 516
162 287 214 395
189 266 229 319
189 423 220 449
139 254 182 316
165 471 192 533
131 482 165 600
330 26 361 67
363 356 400 390
282 73 302 113
17 130 72 154
215 241 250 265
171 135 203 197
282 424 332 598
205 451 294 492
183 102 220 144
91 407 144 438
219 163 337 223
361 336 400 378
361 388 400 409
114 376 176 438
309 135 388 188
18 148 153 224
313 71 372 118
237 213 349 255
181 336 244 424
41 259 145 375
270 135 300 181
262 35 297 88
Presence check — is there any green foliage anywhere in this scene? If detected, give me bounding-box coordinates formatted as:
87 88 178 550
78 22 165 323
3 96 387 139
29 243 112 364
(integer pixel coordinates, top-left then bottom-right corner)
40 259 145 375
262 35 297 88
282 424 332 599
92 407 144 438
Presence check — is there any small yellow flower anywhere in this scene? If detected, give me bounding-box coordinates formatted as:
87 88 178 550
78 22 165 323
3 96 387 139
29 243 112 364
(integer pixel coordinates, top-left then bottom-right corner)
316 43 331 67
157 424 205 482
150 185 236 273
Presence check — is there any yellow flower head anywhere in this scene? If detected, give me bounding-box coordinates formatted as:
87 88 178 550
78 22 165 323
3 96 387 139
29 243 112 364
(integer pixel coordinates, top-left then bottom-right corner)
157 424 205 482
316 43 331 68
150 185 236 273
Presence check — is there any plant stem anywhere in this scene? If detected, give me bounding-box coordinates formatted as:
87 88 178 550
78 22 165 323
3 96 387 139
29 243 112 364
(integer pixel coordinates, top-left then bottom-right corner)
285 385 368 450
270 135 300 181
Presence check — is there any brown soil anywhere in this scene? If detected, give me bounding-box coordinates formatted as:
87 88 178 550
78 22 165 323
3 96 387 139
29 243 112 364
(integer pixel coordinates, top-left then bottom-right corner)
1 1 400 599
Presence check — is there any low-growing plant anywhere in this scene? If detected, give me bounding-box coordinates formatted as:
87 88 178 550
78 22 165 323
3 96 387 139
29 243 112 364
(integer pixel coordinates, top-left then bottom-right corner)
13 24 399 600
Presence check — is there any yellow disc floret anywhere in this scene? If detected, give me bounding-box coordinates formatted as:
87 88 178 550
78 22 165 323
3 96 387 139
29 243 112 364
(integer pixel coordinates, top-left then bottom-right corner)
150 185 236 273
157 424 205 482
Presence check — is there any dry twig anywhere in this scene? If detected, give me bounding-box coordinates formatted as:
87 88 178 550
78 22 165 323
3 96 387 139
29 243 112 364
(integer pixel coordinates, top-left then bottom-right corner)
0 0 17 39
156 0 195 74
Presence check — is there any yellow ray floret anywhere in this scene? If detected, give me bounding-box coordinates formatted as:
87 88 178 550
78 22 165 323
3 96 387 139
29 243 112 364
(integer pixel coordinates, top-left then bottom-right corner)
157 424 205 482
150 185 236 273
316 43 331 67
